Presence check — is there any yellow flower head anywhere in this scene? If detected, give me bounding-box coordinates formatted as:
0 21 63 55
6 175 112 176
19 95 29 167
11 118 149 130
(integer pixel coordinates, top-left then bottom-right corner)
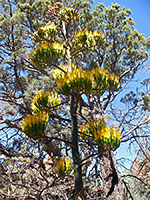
91 67 120 95
31 90 61 114
31 91 49 113
53 64 71 79
39 42 49 50
110 126 121 140
48 92 61 109
56 159 65 176
110 127 117 139
80 117 121 151
33 22 57 42
44 22 56 31
56 157 72 176
20 111 48 140
71 29 103 50
56 68 93 95
49 42 65 58
103 126 110 139
65 158 73 173
30 42 65 69
80 118 106 142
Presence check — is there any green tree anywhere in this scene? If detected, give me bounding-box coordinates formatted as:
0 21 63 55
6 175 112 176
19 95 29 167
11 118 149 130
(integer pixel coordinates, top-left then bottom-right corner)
0 1 149 199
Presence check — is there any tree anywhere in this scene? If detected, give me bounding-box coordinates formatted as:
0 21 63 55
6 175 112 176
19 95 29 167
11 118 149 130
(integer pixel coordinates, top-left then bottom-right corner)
0 1 149 199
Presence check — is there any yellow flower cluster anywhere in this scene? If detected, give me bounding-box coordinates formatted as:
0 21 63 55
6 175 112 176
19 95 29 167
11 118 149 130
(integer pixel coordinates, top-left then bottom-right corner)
59 7 80 22
93 125 121 141
65 157 73 173
110 127 121 141
31 90 61 113
31 91 49 113
33 22 57 42
53 65 68 80
55 66 120 96
56 159 65 176
21 90 61 140
56 68 93 95
79 118 105 140
80 118 121 151
71 30 103 53
56 157 73 176
92 68 120 95
20 112 48 140
50 42 65 55
31 42 65 69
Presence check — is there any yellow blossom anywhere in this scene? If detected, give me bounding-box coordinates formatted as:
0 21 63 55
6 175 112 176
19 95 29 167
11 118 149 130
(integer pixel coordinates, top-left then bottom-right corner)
110 127 117 139
56 159 65 176
31 91 61 114
91 67 120 94
110 127 121 141
33 22 57 42
51 42 64 53
31 91 49 113
71 29 103 50
20 111 48 140
30 41 65 69
39 42 49 49
65 158 73 173
43 22 56 31
79 117 121 150
53 64 69 79
56 68 93 95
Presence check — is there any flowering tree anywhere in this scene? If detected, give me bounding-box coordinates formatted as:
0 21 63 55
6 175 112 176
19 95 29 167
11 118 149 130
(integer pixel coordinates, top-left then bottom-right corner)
0 1 149 199
20 4 121 199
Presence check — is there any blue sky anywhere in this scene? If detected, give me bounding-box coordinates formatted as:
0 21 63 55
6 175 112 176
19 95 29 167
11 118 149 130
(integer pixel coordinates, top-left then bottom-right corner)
93 0 150 170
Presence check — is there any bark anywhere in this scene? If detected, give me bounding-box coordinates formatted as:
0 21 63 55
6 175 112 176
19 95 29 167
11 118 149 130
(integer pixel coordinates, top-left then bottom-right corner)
99 151 125 200
88 94 103 118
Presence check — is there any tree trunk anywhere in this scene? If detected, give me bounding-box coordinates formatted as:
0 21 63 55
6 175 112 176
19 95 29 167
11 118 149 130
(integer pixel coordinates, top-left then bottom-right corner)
71 93 85 199
99 151 125 200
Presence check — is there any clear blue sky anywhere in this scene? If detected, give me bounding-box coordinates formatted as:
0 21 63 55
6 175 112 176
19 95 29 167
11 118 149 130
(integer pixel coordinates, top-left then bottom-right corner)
93 0 150 39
